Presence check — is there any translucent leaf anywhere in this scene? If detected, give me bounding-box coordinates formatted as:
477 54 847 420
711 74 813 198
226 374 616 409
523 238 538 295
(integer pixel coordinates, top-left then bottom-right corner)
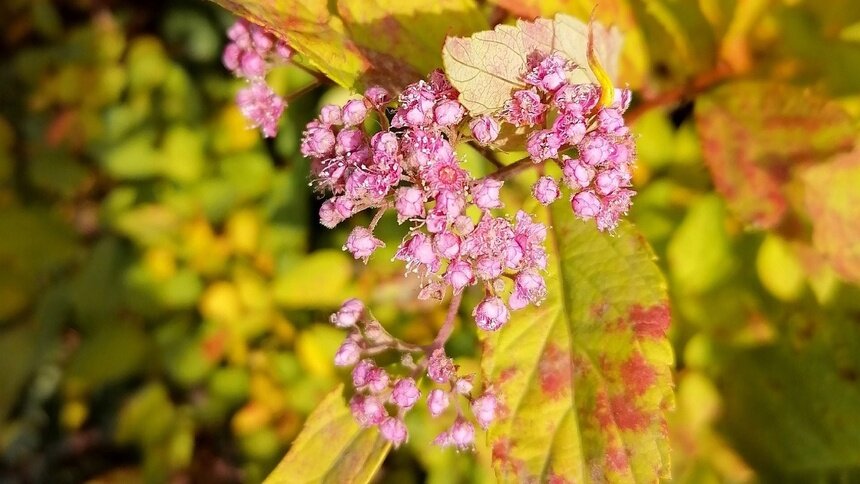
695 81 856 229
209 0 486 91
802 149 860 284
442 13 622 115
481 202 673 482
263 384 390 484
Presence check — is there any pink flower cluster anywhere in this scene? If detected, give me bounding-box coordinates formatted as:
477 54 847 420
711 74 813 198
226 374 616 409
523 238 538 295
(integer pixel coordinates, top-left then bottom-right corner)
331 299 498 449
499 52 637 232
302 70 549 331
222 19 292 137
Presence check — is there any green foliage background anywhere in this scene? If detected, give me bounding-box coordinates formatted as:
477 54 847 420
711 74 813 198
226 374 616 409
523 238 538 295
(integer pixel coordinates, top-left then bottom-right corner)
1 0 859 483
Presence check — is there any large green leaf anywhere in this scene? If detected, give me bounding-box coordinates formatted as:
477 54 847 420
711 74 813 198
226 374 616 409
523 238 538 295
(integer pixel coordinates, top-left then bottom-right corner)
481 202 674 482
442 13 622 115
695 81 856 229
209 0 486 91
263 384 390 484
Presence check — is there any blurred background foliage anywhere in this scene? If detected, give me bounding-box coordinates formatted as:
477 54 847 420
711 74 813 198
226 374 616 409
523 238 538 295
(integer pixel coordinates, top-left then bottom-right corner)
0 0 859 483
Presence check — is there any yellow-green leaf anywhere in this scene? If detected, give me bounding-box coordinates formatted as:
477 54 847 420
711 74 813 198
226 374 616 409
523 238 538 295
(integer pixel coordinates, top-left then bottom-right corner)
442 14 622 115
481 202 673 483
695 81 856 229
209 0 486 91
263 384 390 484
803 149 860 284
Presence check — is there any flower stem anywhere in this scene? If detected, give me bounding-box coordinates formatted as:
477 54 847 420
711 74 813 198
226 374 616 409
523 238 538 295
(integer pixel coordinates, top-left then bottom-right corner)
285 79 323 102
483 156 544 182
431 291 463 351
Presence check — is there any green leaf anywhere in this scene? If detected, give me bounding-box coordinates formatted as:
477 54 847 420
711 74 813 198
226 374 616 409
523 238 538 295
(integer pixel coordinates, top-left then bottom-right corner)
442 14 622 115
481 203 673 482
272 250 354 308
263 384 390 484
802 149 860 284
718 317 860 480
209 0 486 91
695 81 856 229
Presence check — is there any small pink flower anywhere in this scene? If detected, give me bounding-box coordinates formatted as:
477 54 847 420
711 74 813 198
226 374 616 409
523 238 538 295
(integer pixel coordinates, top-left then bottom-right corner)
342 99 369 127
435 190 466 219
349 394 387 427
236 81 285 138
523 52 570 92
274 41 292 60
526 129 562 163
473 296 510 331
396 232 439 273
503 88 546 127
579 133 611 166
597 108 627 135
330 298 364 328
319 104 343 125
434 100 465 126
444 259 475 293
427 348 456 383
552 113 587 145
471 393 498 429
390 378 421 409
595 169 625 195
474 256 503 280
572 190 602 220
469 116 501 145
454 375 473 395
562 156 595 189
365 367 390 393
318 200 344 228
553 83 599 116
352 359 375 388
394 187 425 223
301 125 335 158
364 86 390 107
509 270 546 310
434 231 461 259
336 128 366 154
334 338 361 366
427 389 450 417
472 178 503 210
379 417 408 447
239 50 266 78
448 417 475 450
344 227 384 261
532 176 560 205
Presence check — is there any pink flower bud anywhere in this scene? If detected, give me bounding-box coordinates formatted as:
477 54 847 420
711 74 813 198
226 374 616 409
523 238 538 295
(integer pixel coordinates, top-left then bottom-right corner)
473 296 510 331
390 378 420 409
427 349 456 384
455 375 473 395
435 190 465 219
396 232 439 273
469 116 501 145
349 394 387 427
572 190 602 220
471 393 498 429
595 168 628 196
504 88 546 127
425 211 447 234
334 338 361 366
562 156 595 190
532 176 560 205
364 86 390 107
509 270 546 310
249 26 274 52
331 298 364 328
552 112 587 145
301 125 336 158
366 367 390 393
344 227 384 261
394 187 425 223
274 41 292 60
444 259 475 293
342 99 369 127
472 178 503 210
222 43 241 72
553 83 599 116
433 232 460 259
580 133 611 166
427 389 450 417
319 104 343 125
379 417 408 447
319 200 344 228
448 417 475 450
333 197 355 219
597 108 627 135
239 50 267 78
433 100 465 126
336 128 366 154
526 129 562 163
236 81 285 138
475 256 503 280
352 359 375 388
370 131 399 157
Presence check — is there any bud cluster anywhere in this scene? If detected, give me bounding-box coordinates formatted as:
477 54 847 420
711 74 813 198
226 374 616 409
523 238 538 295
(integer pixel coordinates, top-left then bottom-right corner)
502 51 637 232
302 71 550 331
331 299 498 449
222 19 293 137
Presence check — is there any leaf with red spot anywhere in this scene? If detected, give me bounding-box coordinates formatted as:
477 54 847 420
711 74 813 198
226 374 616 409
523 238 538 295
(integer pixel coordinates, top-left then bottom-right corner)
802 148 860 284
209 0 487 91
481 201 674 483
262 384 390 484
695 81 856 229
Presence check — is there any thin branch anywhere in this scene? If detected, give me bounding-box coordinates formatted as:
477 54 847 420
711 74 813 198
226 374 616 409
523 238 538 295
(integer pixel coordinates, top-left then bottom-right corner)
285 79 323 102
625 64 734 123
483 156 543 182
470 142 505 168
430 291 463 351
